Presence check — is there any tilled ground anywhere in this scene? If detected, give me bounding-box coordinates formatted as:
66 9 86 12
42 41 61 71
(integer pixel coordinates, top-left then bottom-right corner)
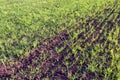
0 7 120 79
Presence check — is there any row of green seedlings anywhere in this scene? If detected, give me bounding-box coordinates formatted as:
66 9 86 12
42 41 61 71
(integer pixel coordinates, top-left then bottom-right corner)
25 10 119 79
10 10 108 79
8 7 106 78
0 29 69 78
0 5 117 79
29 6 118 79
65 10 120 80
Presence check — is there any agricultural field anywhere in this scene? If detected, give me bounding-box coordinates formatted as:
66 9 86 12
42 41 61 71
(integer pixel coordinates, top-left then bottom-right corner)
0 0 120 79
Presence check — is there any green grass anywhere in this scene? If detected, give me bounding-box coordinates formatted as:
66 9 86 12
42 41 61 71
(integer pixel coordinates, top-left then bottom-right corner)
0 0 116 60
0 0 120 79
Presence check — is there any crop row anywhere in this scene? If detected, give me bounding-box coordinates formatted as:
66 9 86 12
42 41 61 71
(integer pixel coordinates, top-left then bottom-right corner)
0 5 120 79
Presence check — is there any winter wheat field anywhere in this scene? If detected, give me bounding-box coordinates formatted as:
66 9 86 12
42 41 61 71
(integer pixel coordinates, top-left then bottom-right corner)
0 0 120 79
